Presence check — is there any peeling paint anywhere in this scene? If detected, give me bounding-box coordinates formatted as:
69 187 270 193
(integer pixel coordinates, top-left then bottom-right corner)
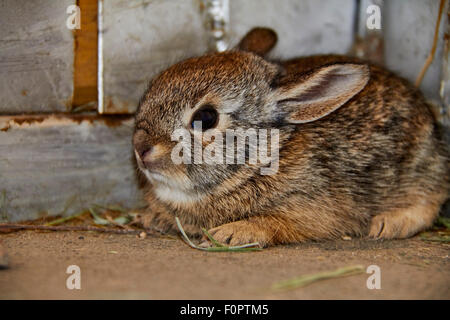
0 114 133 131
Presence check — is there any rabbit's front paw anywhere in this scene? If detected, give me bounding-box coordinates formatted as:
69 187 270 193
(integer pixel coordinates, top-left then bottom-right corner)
208 221 270 247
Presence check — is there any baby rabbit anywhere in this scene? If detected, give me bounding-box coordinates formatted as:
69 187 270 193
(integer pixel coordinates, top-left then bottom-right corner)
133 28 449 247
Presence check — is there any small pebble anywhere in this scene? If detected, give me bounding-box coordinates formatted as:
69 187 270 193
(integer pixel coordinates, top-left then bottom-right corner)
138 232 147 239
198 240 212 248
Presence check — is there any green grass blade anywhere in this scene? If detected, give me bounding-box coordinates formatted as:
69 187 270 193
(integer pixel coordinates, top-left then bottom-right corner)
89 207 110 225
176 217 262 252
272 265 365 291
92 203 128 213
175 216 202 249
435 216 450 229
201 227 225 247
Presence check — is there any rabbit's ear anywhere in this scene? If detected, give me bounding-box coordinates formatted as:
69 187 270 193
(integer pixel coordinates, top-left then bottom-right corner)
237 27 278 57
275 64 370 124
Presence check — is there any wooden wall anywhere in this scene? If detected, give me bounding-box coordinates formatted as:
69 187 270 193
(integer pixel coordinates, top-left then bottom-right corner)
0 0 75 113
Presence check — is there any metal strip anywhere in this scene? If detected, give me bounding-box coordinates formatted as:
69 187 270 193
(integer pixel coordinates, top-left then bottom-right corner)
350 0 384 64
202 0 230 52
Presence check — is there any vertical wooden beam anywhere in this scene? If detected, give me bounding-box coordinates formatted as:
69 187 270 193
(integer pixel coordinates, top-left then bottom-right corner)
72 0 98 111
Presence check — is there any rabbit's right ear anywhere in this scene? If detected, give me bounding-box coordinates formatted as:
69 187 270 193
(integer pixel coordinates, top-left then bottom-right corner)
237 27 278 57
273 64 370 124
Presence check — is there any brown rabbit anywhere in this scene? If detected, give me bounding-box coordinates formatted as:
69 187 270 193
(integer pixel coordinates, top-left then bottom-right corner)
133 28 449 247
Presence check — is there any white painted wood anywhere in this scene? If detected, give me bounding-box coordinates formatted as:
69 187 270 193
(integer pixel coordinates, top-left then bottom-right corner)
99 0 355 114
0 115 144 222
100 0 209 114
229 0 356 59
383 0 448 102
0 0 75 114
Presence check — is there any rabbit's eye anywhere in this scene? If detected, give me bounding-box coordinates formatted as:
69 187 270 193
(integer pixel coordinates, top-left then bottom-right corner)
190 105 218 130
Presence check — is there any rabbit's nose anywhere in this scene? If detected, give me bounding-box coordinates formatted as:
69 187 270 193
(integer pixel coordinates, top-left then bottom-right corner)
134 147 154 167
134 145 155 169
137 147 153 162
133 130 153 163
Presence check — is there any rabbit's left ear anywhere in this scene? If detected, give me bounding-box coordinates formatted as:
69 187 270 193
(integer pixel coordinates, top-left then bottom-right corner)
237 27 278 57
274 64 370 124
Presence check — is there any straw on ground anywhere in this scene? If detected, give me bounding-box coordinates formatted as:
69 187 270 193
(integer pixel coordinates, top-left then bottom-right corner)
272 265 365 291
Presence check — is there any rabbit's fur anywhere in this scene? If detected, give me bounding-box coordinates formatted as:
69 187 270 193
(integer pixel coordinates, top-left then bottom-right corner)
133 28 449 246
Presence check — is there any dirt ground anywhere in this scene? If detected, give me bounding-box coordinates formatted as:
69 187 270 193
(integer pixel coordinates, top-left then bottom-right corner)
0 230 449 299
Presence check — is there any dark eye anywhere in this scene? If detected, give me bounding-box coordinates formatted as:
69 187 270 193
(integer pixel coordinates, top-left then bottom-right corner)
190 105 218 130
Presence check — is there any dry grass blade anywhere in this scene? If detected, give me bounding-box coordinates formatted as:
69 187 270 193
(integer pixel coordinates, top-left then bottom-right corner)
272 265 365 291
175 217 262 252
415 0 446 87
90 204 136 227
89 207 110 225
92 203 128 213
420 232 450 243
45 210 87 226
419 217 450 243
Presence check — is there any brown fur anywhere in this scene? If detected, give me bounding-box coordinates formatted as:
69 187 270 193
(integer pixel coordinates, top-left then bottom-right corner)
133 28 449 247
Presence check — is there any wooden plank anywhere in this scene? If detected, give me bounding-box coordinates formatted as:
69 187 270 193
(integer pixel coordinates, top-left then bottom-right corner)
383 0 448 102
0 0 75 114
72 0 98 111
229 0 355 59
99 0 356 114
99 0 208 114
0 115 144 222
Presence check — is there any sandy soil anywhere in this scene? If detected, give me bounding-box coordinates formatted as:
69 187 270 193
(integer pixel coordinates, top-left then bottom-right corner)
0 230 449 299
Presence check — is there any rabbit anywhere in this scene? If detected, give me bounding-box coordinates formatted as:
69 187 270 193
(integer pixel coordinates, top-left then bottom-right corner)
133 27 449 247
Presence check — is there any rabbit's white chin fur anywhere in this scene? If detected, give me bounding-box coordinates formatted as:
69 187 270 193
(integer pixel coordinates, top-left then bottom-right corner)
143 169 204 204
153 184 204 204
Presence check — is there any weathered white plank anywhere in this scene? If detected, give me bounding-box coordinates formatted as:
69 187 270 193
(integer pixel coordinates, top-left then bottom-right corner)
383 0 448 102
100 0 208 114
99 0 356 114
0 0 75 114
229 0 356 59
0 115 144 222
